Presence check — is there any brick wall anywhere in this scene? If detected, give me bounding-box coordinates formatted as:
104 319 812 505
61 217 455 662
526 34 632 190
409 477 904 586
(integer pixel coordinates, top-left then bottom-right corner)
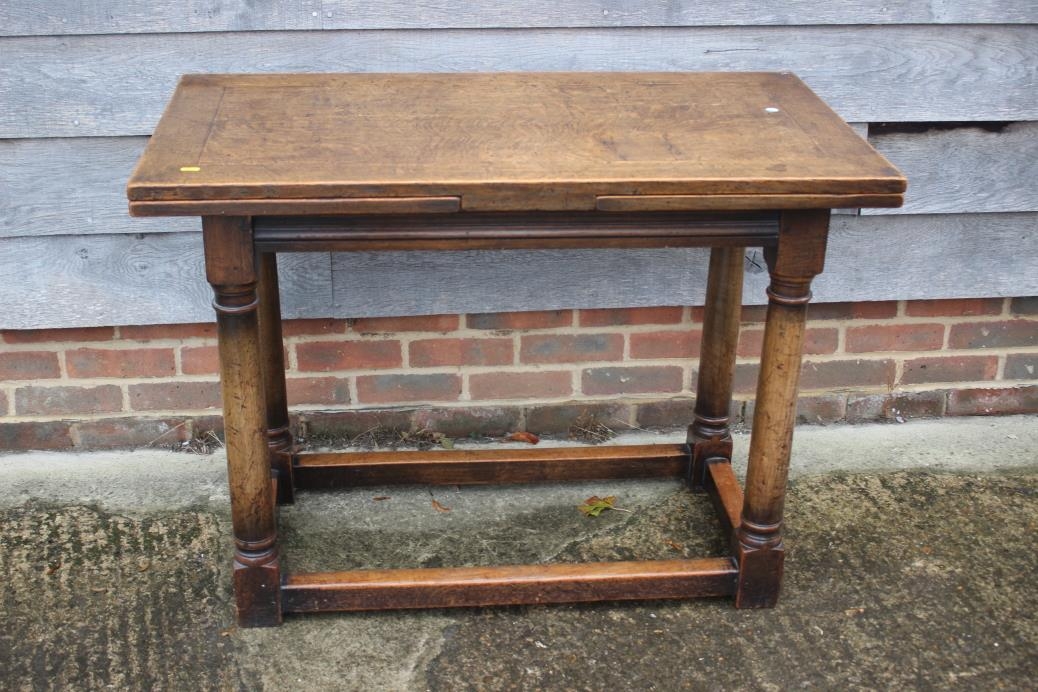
1 298 1036 451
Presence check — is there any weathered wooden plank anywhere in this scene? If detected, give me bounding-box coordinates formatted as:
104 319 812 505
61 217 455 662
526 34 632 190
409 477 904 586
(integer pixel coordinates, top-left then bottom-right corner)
0 233 331 329
330 213 1038 319
2 214 1034 330
865 122 1038 215
3 25 1035 138
809 213 1038 302
3 1 1034 37
0 137 195 238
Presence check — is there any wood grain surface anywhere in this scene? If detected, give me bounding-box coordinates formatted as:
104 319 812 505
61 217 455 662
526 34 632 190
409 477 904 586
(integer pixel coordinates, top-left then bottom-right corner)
5 25 1035 139
4 1 1036 37
281 558 738 612
24 118 1038 237
294 444 688 487
126 72 902 213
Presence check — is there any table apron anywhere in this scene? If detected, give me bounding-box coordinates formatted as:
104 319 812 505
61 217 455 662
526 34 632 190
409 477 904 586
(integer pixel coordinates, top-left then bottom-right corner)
251 211 780 253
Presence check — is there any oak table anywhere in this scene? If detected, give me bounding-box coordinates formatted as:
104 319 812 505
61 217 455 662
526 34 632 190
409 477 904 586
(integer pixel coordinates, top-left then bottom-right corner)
128 72 905 627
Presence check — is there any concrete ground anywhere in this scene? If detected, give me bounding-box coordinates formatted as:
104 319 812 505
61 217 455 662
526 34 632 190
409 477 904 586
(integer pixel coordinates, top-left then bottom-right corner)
1 416 1035 691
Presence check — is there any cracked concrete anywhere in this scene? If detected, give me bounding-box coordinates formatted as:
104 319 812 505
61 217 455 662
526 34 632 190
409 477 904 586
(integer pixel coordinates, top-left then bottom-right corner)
1 416 1036 690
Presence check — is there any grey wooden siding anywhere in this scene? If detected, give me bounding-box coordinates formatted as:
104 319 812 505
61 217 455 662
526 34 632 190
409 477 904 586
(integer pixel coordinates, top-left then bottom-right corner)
3 1 1035 35
5 25 1037 138
1 5 1036 329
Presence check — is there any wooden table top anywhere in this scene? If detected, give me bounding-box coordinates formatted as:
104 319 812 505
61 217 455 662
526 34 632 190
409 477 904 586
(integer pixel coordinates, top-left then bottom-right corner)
127 72 905 216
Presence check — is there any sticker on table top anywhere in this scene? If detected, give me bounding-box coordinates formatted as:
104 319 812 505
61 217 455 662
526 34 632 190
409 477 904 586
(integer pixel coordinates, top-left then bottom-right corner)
179 166 201 172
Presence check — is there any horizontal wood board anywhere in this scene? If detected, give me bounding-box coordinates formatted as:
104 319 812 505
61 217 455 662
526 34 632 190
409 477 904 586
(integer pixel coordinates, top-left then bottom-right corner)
3 25 1036 139
866 122 1038 215
3 1 1035 36
2 214 1034 330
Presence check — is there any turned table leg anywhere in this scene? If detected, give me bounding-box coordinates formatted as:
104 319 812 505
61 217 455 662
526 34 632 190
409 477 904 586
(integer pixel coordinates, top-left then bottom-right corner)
688 246 744 488
256 252 295 505
203 216 282 627
735 210 829 608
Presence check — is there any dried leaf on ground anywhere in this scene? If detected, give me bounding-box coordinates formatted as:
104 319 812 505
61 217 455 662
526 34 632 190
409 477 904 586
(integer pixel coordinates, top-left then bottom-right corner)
431 499 452 513
506 431 540 445
578 495 617 517
664 539 684 552
372 496 391 501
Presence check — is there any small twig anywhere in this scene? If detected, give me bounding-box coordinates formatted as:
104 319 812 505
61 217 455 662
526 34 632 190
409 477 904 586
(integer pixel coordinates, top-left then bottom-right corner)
145 421 187 447
610 417 652 433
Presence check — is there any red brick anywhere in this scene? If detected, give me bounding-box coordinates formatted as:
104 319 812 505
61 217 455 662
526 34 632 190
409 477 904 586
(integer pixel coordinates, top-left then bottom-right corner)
0 390 7 415
578 307 684 327
467 310 573 330
356 373 461 404
1009 297 1038 316
520 333 622 364
732 364 761 394
286 377 350 406
181 346 220 375
948 320 1038 349
301 409 414 438
846 324 944 353
282 318 348 337
630 330 703 359
0 421 74 451
946 386 1038 416
905 298 1003 317
635 398 696 428
740 302 898 324
736 327 838 358
582 366 684 395
469 371 572 400
1005 354 1038 380
0 351 61 380
16 385 123 416
901 356 998 385
800 359 896 389
795 394 847 424
182 345 287 375
526 402 633 434
809 301 899 321
66 347 175 379
128 381 221 411
73 417 191 449
352 314 459 333
412 406 523 437
410 338 513 367
846 392 946 422
736 361 896 394
736 305 768 324
2 326 115 344
296 340 402 371
119 323 216 340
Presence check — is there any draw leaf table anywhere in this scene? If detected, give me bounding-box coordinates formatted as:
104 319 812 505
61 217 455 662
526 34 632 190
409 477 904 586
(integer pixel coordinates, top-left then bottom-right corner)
128 72 905 627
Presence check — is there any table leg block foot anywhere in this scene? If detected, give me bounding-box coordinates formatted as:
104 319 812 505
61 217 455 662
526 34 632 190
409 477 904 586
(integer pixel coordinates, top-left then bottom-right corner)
734 544 784 609
233 552 283 627
269 442 295 505
689 434 732 490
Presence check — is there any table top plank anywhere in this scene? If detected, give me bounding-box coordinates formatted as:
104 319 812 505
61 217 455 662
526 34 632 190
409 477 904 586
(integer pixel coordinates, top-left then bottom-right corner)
128 72 905 214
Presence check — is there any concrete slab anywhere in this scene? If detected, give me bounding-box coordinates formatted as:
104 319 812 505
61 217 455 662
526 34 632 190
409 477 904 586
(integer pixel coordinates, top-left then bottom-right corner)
0 417 1035 689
